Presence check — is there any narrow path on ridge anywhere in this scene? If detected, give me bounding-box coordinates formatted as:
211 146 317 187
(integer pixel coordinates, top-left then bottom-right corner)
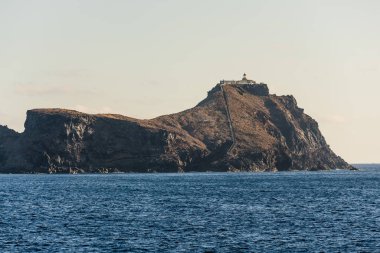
220 84 236 155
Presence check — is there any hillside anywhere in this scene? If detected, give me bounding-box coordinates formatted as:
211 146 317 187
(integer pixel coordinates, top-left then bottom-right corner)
0 76 353 173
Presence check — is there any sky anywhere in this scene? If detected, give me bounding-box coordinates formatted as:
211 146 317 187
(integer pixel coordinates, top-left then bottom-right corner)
0 0 379 163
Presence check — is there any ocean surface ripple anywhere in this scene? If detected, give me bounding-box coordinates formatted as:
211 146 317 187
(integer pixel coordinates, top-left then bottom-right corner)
0 168 379 252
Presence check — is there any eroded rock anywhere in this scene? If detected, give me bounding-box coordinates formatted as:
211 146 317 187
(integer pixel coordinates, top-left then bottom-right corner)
0 81 354 173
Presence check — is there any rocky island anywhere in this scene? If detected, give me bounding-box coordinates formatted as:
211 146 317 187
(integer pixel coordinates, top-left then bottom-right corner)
0 75 353 173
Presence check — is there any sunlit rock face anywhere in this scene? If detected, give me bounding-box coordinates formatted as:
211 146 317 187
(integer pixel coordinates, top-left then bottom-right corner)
0 79 353 173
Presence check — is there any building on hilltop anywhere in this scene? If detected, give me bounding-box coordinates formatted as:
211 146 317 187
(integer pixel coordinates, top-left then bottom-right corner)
220 73 256 85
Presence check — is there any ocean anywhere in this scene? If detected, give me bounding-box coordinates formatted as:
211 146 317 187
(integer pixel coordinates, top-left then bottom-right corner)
0 167 379 252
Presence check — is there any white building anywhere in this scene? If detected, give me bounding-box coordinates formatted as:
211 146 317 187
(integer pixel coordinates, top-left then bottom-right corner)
219 73 256 85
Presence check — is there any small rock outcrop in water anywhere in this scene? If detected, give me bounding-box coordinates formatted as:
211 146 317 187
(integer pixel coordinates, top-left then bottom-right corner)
0 75 354 173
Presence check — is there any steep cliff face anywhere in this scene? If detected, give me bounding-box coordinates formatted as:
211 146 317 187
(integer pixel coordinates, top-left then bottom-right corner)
0 81 353 173
0 125 21 171
3 109 207 173
158 83 351 171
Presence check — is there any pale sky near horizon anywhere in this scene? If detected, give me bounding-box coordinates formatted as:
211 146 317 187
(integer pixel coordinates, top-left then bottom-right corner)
0 0 379 163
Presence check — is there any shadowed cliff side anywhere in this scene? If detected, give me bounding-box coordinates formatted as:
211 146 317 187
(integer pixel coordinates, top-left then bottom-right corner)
0 77 353 173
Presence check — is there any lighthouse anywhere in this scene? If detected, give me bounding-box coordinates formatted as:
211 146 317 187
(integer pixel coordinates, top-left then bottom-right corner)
219 73 256 85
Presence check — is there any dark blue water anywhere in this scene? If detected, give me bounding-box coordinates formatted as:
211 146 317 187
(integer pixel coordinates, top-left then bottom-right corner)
0 168 379 252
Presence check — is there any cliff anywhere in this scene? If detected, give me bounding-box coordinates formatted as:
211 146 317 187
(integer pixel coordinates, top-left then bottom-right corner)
0 79 353 173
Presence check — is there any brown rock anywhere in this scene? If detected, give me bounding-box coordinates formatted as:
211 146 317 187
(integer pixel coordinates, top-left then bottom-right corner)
0 80 353 173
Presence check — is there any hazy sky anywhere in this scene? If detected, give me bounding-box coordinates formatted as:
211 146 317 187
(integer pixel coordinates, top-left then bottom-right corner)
1 0 379 163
